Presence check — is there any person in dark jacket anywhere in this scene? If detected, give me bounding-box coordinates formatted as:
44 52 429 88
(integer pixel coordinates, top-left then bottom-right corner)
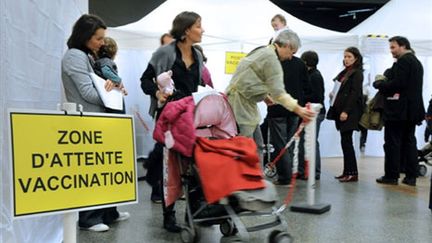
140 11 204 232
297 50 325 180
265 55 310 186
430 173 432 212
332 47 364 183
374 36 425 186
427 98 432 211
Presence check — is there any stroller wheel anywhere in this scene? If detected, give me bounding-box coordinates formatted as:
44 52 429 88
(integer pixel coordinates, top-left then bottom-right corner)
180 227 196 243
220 235 243 243
220 219 237 236
264 164 277 178
418 164 427 177
268 230 293 243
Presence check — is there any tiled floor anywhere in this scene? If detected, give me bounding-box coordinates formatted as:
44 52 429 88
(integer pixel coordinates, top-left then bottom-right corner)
79 156 432 243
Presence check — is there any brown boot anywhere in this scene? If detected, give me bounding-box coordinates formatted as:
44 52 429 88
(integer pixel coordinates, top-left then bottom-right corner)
339 175 358 182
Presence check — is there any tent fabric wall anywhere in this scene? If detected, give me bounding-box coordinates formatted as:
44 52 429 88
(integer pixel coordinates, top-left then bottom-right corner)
108 0 358 52
0 0 87 242
349 0 432 156
350 0 432 56
115 49 157 158
108 0 358 158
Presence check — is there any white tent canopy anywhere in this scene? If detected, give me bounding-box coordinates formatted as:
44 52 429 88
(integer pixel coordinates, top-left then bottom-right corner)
350 0 432 56
108 0 358 158
108 0 358 52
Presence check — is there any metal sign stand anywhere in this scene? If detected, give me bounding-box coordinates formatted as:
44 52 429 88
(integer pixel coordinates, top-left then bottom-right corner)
59 102 80 243
290 103 331 214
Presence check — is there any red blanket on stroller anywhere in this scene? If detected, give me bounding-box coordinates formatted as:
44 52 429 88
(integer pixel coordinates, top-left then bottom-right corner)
194 136 265 204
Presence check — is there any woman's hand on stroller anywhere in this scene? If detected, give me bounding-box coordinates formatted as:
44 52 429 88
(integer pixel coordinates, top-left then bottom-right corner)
156 90 170 104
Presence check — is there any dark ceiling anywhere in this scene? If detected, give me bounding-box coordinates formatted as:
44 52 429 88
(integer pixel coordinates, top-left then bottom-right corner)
271 0 389 32
89 0 164 27
90 0 389 32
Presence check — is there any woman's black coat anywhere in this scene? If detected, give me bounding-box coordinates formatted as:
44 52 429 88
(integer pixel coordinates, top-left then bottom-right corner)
332 68 364 132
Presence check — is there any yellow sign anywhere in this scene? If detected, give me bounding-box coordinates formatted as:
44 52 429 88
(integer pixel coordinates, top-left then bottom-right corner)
225 51 247 74
10 112 137 217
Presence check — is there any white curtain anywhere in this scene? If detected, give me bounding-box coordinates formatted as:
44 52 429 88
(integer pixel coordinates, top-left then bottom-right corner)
1 0 87 242
115 49 156 158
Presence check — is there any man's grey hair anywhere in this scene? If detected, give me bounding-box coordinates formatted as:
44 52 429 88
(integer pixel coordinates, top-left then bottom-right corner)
273 29 301 50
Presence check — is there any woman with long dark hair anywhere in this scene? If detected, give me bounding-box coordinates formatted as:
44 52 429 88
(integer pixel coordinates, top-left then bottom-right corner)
61 14 129 232
331 47 364 182
140 11 204 233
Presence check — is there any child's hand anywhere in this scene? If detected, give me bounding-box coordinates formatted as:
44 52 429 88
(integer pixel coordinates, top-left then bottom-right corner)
104 79 116 91
121 87 128 96
117 83 128 95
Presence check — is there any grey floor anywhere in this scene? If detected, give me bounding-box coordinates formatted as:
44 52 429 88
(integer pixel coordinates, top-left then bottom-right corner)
79 156 432 243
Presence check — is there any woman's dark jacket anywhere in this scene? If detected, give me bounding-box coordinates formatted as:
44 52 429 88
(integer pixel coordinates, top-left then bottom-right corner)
306 68 326 115
332 67 363 132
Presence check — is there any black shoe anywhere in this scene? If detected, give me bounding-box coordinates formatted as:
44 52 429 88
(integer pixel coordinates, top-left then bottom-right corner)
376 176 398 185
298 175 308 180
273 180 292 187
163 213 181 233
150 185 162 204
401 177 416 186
297 175 319 180
141 157 150 169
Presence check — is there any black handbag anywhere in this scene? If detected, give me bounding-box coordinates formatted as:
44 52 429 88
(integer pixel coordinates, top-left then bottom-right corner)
326 106 336 120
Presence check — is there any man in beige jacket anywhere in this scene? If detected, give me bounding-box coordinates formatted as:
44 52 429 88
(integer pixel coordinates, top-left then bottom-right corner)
225 29 314 161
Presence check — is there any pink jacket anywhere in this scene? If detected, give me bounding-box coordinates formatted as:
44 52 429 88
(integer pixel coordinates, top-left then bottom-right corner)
201 66 213 88
155 94 239 206
153 96 195 157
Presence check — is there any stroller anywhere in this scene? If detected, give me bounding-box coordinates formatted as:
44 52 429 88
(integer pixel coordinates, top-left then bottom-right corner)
417 142 432 176
419 98 432 177
154 94 292 243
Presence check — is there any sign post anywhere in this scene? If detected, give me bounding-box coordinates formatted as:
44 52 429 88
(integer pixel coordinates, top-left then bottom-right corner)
61 103 79 243
290 103 331 214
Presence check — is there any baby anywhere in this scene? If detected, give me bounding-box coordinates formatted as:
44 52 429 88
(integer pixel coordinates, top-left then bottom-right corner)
95 37 122 86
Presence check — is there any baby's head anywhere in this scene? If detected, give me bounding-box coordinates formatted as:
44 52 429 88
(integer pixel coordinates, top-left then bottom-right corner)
97 37 118 59
157 70 174 95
